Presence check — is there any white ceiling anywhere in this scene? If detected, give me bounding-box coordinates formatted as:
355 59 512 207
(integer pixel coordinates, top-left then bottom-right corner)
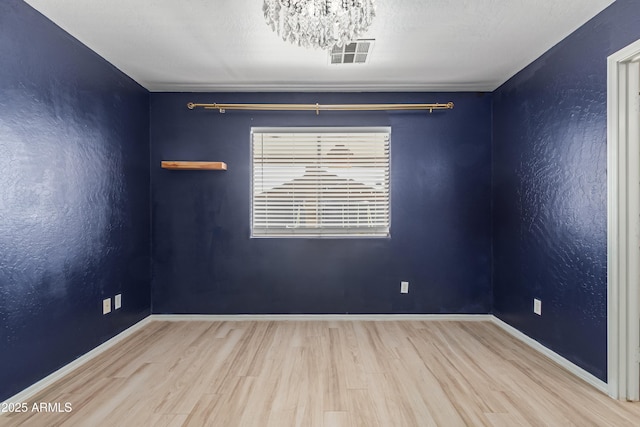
24 0 615 92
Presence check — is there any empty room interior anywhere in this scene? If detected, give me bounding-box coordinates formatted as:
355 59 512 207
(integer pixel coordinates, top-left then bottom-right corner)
3 0 640 425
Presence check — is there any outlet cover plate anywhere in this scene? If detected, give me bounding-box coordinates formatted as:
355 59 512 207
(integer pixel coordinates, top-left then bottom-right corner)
401 281 409 294
533 298 542 316
114 294 122 310
103 298 111 314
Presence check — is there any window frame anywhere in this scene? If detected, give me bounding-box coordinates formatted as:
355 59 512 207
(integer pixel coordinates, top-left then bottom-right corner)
250 126 391 239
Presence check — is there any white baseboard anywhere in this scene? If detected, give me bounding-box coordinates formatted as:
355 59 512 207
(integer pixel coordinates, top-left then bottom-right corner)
1 313 489 407
1 316 152 407
491 316 609 395
149 313 494 322
2 313 609 407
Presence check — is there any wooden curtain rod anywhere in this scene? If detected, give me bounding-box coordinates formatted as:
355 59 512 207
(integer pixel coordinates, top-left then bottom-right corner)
186 102 454 114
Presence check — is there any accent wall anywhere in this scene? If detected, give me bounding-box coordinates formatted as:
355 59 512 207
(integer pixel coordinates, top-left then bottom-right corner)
150 92 492 315
0 0 151 401
492 0 640 382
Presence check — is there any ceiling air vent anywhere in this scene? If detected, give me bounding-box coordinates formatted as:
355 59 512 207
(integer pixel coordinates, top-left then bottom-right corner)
330 39 374 65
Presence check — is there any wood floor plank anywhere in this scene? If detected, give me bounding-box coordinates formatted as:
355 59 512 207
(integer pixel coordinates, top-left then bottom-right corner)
3 320 640 426
323 410 349 427
337 322 368 390
345 389 380 427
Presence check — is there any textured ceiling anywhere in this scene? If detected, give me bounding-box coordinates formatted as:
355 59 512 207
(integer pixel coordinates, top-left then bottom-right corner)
23 0 615 92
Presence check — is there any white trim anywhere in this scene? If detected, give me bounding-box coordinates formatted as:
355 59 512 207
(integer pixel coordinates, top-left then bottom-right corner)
1 317 152 408
607 37 640 400
250 127 391 239
491 317 608 394
149 314 494 322
145 82 498 93
626 60 640 401
2 313 612 407
607 48 622 399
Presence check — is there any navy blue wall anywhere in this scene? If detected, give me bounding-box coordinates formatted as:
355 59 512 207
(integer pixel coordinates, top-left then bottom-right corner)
0 1 151 400
151 92 492 314
492 0 640 382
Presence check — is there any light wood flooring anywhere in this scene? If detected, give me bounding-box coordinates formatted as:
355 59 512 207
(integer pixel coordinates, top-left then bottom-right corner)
2 320 640 426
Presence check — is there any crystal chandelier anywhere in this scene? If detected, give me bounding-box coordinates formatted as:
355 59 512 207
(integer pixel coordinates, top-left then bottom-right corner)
263 0 376 50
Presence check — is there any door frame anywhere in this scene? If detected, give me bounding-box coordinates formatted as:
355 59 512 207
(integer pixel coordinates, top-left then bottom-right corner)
607 38 640 400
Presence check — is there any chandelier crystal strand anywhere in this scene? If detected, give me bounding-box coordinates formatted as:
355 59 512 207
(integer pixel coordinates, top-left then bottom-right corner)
263 0 376 49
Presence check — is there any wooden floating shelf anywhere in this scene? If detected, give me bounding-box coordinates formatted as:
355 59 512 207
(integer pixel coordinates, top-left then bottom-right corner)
161 161 227 170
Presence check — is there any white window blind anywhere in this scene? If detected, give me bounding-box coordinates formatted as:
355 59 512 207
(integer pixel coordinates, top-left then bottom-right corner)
251 127 390 238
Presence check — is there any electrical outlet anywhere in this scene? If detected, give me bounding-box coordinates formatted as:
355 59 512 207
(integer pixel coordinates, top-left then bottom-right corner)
114 294 122 310
103 298 111 315
401 281 409 294
533 298 542 316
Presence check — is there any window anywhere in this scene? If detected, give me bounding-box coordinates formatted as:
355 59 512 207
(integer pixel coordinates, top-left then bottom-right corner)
251 127 390 238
